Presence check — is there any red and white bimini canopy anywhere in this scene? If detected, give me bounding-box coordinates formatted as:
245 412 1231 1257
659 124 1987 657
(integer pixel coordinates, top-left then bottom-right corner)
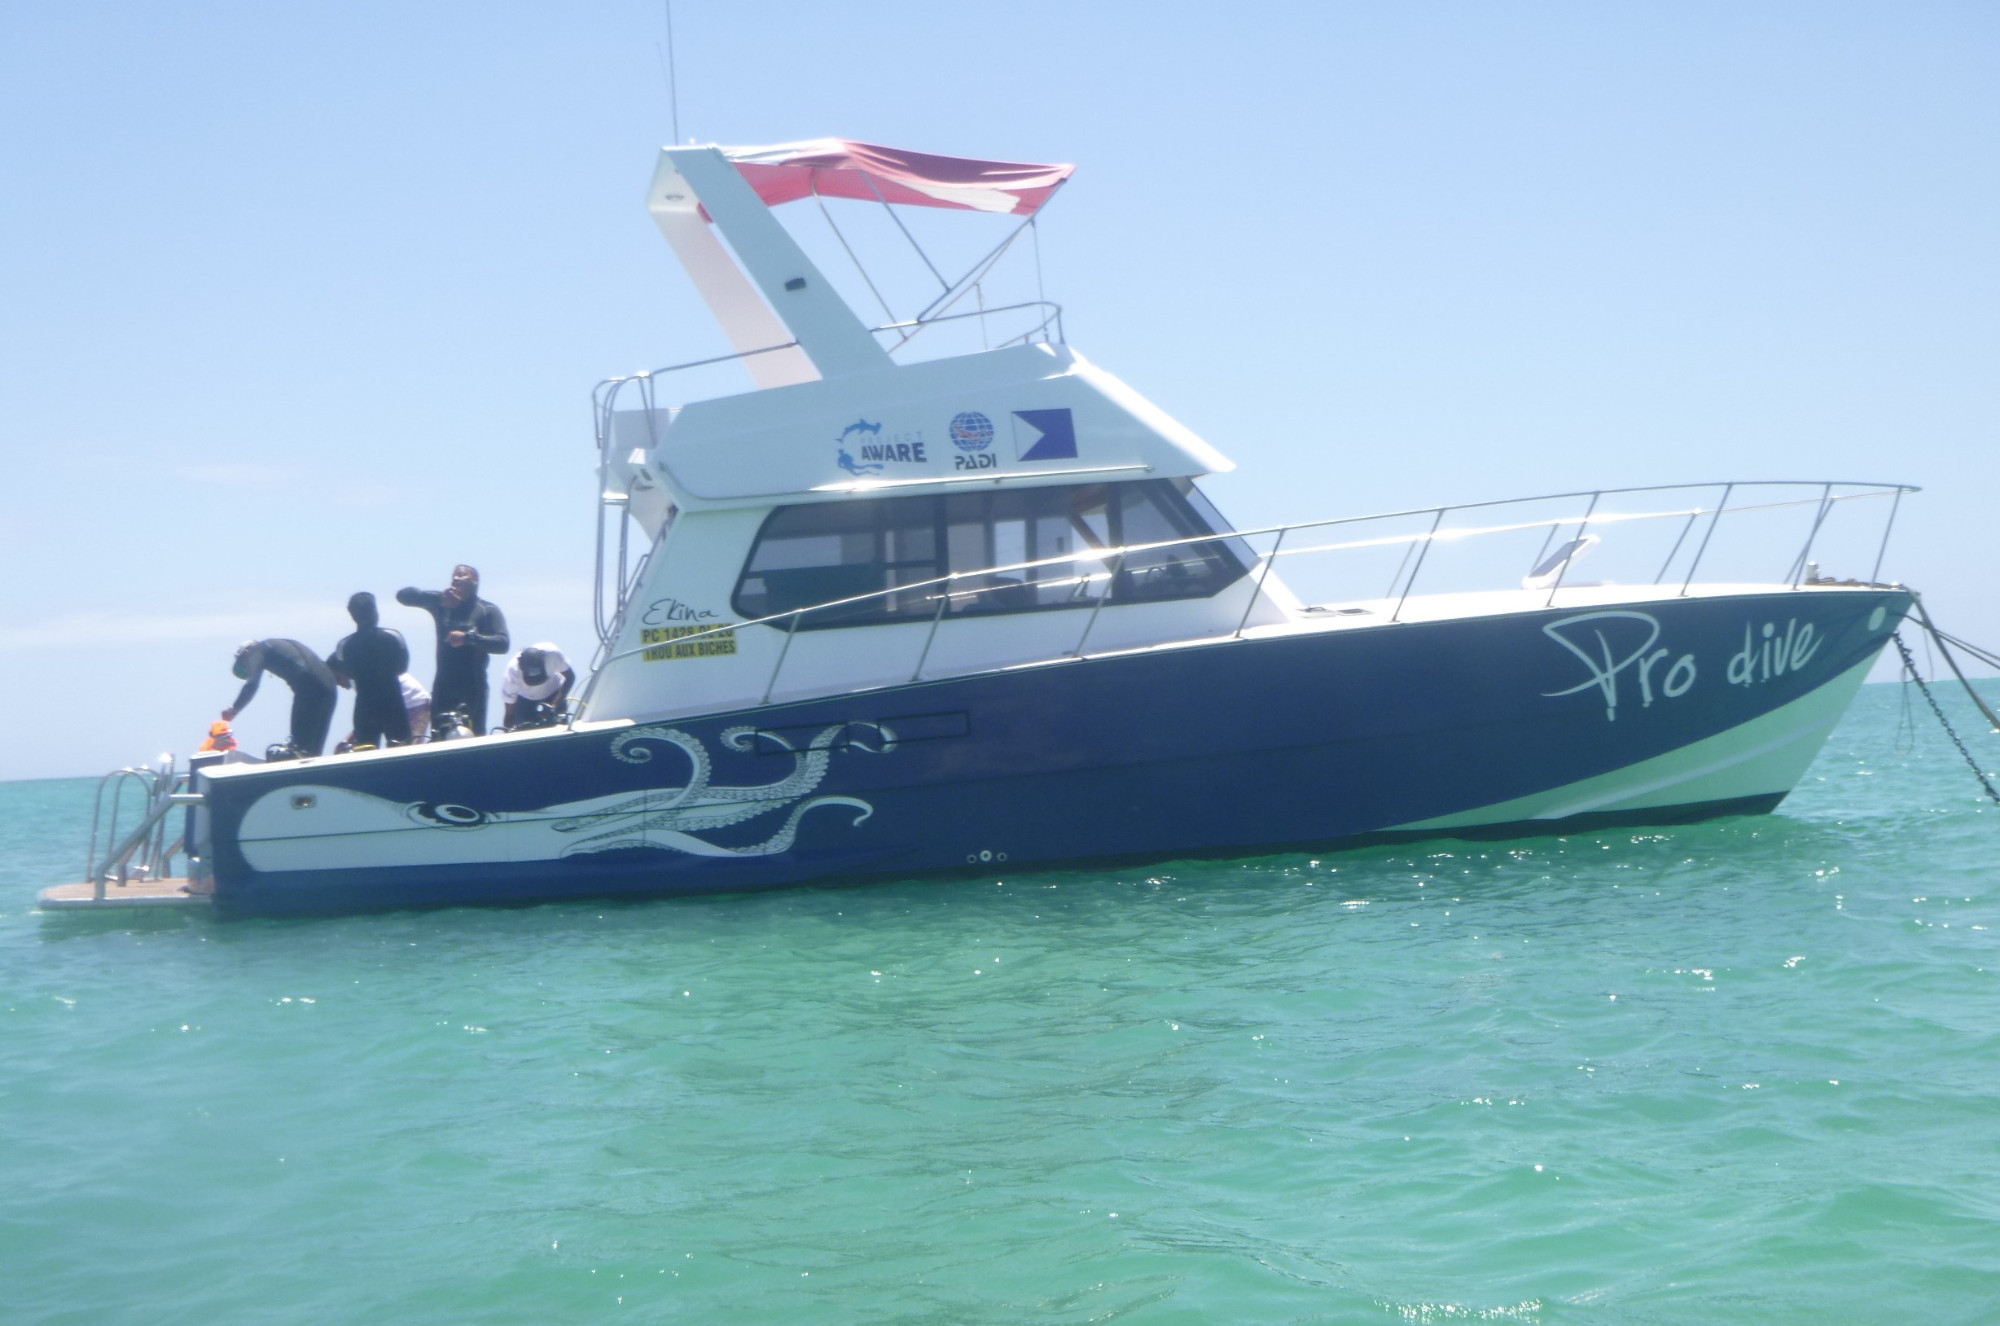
724 139 1074 216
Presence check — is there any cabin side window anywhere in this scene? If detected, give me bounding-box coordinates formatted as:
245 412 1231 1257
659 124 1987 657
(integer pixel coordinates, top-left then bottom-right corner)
732 480 1248 628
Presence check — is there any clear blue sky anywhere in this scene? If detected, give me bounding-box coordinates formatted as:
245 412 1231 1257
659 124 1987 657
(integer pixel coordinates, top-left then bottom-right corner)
2 1 1995 780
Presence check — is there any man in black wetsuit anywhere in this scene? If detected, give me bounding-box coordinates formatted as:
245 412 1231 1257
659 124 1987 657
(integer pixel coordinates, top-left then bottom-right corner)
328 592 411 748
224 639 339 757
396 564 509 736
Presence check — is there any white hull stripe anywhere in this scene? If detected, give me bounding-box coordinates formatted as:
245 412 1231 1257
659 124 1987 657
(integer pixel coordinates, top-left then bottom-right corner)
1392 655 1874 831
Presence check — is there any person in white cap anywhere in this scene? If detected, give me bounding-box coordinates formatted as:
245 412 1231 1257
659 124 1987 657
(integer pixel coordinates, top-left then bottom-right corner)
501 643 575 729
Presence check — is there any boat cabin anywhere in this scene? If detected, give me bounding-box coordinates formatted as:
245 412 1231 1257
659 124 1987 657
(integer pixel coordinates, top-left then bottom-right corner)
580 141 1286 723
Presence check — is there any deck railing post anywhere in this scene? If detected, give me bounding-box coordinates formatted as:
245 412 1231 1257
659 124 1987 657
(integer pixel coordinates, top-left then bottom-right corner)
911 579 953 682
1788 482 1836 588
86 775 111 900
1072 552 1123 657
1527 510 1560 580
1872 486 1905 585
1680 482 1734 597
1545 491 1601 608
1655 508 1699 585
1235 529 1286 638
760 610 803 706
1392 509 1447 623
1382 537 1416 601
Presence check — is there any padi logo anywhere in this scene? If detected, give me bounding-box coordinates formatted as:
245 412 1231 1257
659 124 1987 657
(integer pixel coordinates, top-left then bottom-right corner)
949 412 994 452
836 418 928 478
951 410 999 470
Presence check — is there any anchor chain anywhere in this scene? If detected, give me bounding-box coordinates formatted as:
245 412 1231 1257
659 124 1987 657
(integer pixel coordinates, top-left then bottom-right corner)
1893 631 2000 807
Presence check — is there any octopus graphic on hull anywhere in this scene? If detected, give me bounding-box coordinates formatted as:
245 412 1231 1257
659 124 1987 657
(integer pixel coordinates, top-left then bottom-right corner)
234 723 898 874
557 721 894 856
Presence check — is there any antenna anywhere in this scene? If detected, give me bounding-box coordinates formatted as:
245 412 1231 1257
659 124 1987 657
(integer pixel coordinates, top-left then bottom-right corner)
654 2 682 144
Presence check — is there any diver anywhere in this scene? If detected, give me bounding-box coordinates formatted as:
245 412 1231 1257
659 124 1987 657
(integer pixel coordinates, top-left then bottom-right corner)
223 639 339 758
397 564 509 736
327 591 411 748
501 643 575 729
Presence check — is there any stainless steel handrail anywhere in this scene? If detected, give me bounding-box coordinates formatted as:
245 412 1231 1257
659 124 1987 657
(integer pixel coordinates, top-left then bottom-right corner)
85 759 185 899
868 300 1065 352
573 479 1916 720
590 300 1066 403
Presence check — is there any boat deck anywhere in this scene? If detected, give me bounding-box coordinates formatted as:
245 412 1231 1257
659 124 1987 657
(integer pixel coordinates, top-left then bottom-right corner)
39 878 212 911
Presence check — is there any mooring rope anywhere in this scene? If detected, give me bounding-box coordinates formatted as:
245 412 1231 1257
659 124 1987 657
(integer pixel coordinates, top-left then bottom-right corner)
1893 631 2000 807
1895 662 1918 755
1912 595 2000 734
1933 627 2000 673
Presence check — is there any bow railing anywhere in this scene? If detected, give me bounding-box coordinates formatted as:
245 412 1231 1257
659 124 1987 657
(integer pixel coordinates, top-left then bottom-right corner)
574 479 1916 719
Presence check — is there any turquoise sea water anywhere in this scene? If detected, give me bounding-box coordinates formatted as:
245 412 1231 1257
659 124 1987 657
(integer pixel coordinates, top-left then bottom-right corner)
4 680 1997 1324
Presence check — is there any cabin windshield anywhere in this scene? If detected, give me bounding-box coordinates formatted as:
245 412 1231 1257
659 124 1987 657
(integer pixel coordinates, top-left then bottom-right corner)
733 479 1249 628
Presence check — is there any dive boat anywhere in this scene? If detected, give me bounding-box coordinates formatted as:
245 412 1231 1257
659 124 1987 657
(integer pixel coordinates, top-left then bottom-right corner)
48 140 1917 916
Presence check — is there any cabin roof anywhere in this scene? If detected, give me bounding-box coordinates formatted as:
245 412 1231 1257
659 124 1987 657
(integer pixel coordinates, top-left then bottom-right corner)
619 344 1234 511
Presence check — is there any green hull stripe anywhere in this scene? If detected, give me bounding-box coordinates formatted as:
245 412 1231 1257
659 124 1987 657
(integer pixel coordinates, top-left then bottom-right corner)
1395 655 1876 831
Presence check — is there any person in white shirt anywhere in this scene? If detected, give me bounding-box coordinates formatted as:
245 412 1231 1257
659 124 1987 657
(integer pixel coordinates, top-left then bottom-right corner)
501 644 575 729
399 672 432 744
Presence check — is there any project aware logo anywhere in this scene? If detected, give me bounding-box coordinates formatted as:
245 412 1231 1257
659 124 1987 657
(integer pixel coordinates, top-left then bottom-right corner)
836 418 885 477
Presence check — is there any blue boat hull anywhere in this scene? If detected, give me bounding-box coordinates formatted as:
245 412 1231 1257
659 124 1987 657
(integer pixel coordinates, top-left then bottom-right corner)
195 589 1908 916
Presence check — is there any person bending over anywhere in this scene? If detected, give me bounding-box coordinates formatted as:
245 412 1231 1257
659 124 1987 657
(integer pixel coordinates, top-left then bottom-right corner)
224 639 338 758
397 564 508 736
328 591 411 748
501 643 575 729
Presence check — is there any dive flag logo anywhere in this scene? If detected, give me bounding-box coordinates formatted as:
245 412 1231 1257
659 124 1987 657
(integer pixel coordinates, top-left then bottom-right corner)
1013 408 1077 462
